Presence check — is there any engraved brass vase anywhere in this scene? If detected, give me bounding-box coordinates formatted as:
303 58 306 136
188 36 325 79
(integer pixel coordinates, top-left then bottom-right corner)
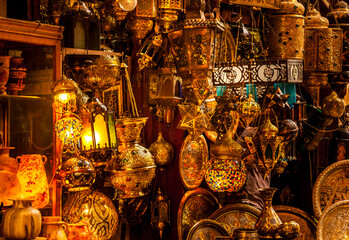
255 188 282 239
105 117 156 198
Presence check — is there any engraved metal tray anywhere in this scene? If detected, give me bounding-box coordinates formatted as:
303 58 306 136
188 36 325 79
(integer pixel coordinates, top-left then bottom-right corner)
209 203 261 236
177 188 220 240
313 159 349 219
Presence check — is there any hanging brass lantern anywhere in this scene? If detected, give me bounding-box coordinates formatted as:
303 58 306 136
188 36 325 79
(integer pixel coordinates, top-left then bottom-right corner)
149 132 174 166
158 0 183 32
257 119 284 178
267 0 305 59
327 1 349 94
168 0 224 105
304 7 343 97
148 53 183 124
151 188 171 239
138 34 164 71
127 0 156 41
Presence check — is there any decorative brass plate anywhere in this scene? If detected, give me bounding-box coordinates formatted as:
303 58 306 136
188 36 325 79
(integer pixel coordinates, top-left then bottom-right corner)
177 188 220 240
209 203 261 236
179 134 208 190
187 219 230 240
317 200 349 240
274 205 317 240
313 159 349 219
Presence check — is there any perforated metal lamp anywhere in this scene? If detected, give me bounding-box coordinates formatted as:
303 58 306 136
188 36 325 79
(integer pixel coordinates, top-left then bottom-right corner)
79 96 117 167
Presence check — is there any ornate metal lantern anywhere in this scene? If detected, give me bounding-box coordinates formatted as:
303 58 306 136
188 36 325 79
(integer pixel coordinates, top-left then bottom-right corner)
168 0 224 105
304 7 343 97
151 188 171 239
79 97 117 166
257 119 284 178
148 52 183 124
267 0 305 59
138 34 164 71
158 0 183 32
128 0 156 41
52 75 77 114
327 1 349 95
59 1 100 50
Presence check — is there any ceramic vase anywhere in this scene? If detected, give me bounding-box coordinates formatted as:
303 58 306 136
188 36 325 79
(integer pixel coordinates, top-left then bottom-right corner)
255 188 282 239
17 154 49 209
0 56 11 94
0 147 21 206
40 216 69 240
1 199 42 240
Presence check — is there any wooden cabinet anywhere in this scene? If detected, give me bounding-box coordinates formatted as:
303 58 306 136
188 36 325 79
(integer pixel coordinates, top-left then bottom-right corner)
0 17 63 216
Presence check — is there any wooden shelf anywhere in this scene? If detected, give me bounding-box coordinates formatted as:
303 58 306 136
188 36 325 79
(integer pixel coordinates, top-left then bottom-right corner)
63 47 122 58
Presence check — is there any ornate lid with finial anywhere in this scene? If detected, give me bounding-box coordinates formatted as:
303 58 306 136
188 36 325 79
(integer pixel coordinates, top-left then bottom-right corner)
273 0 305 15
258 118 278 139
149 132 174 166
327 1 349 24
305 7 329 28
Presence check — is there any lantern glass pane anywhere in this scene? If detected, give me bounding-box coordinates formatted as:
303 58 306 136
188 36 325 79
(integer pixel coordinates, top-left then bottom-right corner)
93 114 108 148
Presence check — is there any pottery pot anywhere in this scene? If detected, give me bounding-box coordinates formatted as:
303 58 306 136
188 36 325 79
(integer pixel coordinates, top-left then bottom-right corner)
1 199 42 240
17 154 49 209
40 217 69 240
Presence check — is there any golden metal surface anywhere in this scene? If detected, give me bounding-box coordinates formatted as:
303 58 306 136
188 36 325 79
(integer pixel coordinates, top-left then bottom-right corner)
179 134 208 190
316 200 349 240
209 203 261 236
313 159 349 219
187 219 230 240
177 188 220 240
274 205 316 240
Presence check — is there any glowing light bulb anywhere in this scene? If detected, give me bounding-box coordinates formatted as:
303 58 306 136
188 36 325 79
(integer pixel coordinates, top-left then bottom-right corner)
118 0 137 11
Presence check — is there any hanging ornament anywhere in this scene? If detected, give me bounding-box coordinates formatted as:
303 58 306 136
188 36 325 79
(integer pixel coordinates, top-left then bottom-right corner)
205 132 246 192
238 94 261 126
265 87 291 110
178 103 215 139
257 119 284 178
149 132 174 166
